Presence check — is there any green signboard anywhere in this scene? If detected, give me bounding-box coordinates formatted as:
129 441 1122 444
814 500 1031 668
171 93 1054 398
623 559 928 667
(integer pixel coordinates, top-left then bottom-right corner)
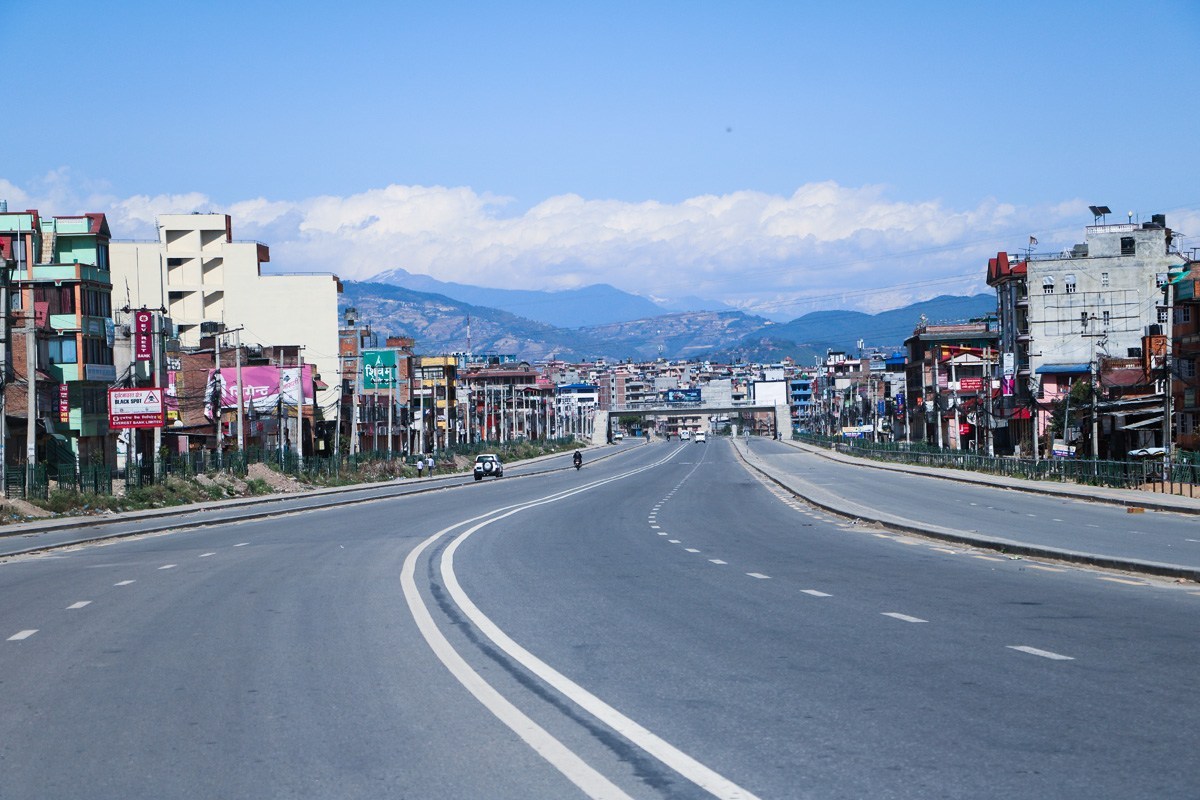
362 349 399 389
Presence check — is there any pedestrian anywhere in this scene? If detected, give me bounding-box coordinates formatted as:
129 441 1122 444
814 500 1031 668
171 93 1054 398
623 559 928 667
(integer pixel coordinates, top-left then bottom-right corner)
416 456 424 478
426 454 435 476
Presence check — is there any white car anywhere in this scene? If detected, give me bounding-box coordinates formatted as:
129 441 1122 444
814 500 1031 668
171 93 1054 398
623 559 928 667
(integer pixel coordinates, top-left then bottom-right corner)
695 432 707 443
473 454 504 481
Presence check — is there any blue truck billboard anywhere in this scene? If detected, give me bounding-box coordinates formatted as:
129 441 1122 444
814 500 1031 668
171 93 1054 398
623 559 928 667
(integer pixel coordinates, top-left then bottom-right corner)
665 388 702 403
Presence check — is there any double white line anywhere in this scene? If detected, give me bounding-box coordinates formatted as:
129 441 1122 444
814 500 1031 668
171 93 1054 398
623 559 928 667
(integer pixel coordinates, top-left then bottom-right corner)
401 449 760 800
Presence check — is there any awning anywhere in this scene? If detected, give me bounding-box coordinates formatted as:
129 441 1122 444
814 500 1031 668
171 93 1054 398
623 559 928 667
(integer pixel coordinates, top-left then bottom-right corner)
314 379 330 389
1035 363 1090 375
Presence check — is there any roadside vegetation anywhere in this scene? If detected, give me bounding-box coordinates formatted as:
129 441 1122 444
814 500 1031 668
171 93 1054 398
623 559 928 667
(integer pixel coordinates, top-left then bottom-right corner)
3 438 584 523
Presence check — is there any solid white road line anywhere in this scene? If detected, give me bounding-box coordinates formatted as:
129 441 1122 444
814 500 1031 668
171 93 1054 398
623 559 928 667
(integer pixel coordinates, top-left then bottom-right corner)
882 612 927 623
801 590 831 597
431 452 763 800
746 572 771 580
8 630 38 641
114 580 135 586
67 601 92 610
1007 645 1074 661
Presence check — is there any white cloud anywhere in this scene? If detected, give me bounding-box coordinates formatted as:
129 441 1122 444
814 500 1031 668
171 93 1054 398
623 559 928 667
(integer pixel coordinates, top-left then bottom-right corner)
6 170 1180 318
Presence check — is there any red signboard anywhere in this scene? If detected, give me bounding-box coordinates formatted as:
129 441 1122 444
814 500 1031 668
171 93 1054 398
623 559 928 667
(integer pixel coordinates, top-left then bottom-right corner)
134 309 153 362
59 383 70 423
959 377 984 393
108 388 165 429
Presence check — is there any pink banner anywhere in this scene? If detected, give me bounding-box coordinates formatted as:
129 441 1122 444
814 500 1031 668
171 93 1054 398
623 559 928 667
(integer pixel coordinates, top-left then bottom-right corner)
205 364 314 418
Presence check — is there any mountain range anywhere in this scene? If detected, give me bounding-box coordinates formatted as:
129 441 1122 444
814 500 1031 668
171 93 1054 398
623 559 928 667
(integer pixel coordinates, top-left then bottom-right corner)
343 276 995 364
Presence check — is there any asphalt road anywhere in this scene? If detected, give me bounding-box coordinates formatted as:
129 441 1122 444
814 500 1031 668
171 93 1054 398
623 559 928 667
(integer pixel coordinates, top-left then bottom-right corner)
1 439 1196 798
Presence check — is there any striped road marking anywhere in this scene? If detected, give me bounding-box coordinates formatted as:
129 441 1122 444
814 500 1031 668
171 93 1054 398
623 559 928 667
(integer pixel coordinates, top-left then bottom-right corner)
882 612 927 623
1008 645 1074 661
8 630 38 641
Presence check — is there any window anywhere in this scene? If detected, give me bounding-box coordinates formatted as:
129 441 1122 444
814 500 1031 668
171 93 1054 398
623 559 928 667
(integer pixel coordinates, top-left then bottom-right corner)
1181 359 1196 380
1080 311 1090 328
1176 307 1192 325
81 337 113 366
1158 307 1169 324
1156 273 1168 288
1065 274 1077 294
1101 272 1110 287
1042 276 1055 295
47 336 77 364
1121 237 1135 255
1102 310 1111 326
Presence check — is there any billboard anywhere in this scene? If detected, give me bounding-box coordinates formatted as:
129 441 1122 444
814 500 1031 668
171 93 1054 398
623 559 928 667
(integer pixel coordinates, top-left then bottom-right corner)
109 388 165 429
958 377 984 393
665 388 702 404
204 365 315 418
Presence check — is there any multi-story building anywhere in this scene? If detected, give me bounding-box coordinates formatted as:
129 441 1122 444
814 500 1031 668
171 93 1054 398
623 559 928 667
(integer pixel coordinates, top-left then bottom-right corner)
1169 261 1200 451
988 212 1182 456
903 322 999 449
0 207 116 470
110 213 342 417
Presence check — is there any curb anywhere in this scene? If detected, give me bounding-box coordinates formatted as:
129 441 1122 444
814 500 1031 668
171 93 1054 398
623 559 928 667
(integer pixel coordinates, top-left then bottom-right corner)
731 439 1200 583
0 442 637 559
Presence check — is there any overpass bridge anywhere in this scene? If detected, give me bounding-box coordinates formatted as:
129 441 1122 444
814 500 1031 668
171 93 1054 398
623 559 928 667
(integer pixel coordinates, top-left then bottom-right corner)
592 400 790 444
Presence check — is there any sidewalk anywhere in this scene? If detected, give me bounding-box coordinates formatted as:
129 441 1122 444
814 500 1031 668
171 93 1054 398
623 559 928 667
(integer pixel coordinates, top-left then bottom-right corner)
732 438 1200 582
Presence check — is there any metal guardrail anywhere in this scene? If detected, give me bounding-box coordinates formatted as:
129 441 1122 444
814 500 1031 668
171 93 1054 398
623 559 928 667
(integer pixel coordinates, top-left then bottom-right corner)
794 434 1199 493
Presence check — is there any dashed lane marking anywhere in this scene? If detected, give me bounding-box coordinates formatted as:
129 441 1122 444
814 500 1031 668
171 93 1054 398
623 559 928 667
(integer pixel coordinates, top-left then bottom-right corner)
973 555 1004 563
746 572 771 580
709 559 727 565
882 612 927 623
801 590 831 597
1008 645 1074 661
158 564 177 570
199 552 216 558
234 543 249 547
7 630 38 641
668 539 681 544
114 580 135 586
1098 576 1146 586
684 548 701 553
67 601 92 610
931 547 960 554
1026 564 1066 573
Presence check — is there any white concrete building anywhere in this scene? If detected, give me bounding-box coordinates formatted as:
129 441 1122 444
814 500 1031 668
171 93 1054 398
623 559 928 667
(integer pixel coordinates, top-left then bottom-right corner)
110 214 342 412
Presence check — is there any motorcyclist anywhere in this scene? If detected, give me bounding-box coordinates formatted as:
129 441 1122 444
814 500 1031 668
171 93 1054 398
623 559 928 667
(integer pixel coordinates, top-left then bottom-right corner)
573 450 583 469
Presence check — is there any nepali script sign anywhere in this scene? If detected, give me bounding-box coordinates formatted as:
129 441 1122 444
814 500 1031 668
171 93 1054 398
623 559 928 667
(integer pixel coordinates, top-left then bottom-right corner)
362 349 399 390
109 388 165 429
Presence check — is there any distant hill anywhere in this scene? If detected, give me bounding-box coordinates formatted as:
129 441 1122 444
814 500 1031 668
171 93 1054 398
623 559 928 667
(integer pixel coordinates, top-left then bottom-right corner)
343 280 995 363
366 267 671 329
762 294 996 353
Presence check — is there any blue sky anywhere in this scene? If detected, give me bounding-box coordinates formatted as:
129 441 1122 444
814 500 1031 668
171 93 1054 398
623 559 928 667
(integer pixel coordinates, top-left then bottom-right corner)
4 1 1198 318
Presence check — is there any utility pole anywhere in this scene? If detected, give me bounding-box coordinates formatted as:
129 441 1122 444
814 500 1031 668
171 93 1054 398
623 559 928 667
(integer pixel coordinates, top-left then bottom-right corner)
932 346 943 449
25 226 36 480
152 311 164 469
234 328 245 453
214 331 223 470
296 350 305 471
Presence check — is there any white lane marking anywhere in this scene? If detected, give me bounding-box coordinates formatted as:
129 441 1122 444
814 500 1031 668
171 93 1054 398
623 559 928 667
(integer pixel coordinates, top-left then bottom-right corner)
1098 576 1146 586
931 547 960 554
199 552 216 558
404 449 733 799
1026 513 1036 517
650 525 661 530
1186 539 1200 543
67 601 92 610
973 555 1004 563
709 559 727 565
114 580 135 586
1026 564 1065 573
1008 645 1074 661
746 572 771 580
882 612 927 623
234 543 249 547
8 630 38 641
158 564 177 570
1086 524 1100 528
801 590 831 597
668 539 681 544
684 548 700 553
657 532 668 536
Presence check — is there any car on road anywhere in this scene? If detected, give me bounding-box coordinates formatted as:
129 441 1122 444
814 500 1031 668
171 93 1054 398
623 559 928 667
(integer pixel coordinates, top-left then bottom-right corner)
695 431 707 443
473 454 504 481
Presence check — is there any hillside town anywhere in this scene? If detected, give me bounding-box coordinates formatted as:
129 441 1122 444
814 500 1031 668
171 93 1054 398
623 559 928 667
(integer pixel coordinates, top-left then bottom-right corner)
0 205 1195 496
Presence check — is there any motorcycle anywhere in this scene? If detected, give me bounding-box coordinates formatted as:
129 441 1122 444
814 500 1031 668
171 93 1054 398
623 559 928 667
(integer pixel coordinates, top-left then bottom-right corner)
573 454 583 470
